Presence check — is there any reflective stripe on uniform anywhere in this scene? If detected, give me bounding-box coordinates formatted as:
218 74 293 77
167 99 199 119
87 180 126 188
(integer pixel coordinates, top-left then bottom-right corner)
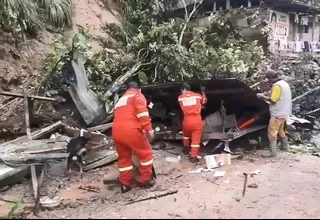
190 144 200 148
141 159 153 166
123 94 135 98
119 166 133 172
183 137 190 139
115 94 135 108
178 96 201 101
137 111 149 118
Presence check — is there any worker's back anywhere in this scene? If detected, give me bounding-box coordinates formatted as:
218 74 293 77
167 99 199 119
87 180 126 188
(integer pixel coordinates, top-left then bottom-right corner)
178 91 203 116
113 89 142 130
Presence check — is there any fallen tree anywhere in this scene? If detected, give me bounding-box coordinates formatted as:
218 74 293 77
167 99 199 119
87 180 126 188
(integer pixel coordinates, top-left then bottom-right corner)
41 0 268 120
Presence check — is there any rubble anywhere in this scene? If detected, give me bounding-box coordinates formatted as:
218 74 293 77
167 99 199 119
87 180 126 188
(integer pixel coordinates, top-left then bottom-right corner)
0 121 116 212
1 61 320 217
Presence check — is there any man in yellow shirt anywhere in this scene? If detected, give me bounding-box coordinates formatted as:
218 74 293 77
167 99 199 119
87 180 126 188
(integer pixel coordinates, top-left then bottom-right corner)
257 69 292 157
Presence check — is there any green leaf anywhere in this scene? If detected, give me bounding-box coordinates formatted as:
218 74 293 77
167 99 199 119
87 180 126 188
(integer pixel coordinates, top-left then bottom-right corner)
138 71 148 84
7 202 24 219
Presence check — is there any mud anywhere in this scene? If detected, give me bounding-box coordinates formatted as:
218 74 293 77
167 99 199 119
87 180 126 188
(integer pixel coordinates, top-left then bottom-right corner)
1 147 320 219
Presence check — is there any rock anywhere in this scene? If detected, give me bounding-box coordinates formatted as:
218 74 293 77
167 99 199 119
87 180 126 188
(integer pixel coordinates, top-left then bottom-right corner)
234 197 241 202
248 183 258 188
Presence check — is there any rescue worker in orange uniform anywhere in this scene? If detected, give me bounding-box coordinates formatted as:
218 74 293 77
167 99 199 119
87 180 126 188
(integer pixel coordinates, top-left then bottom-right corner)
112 81 155 193
178 83 207 163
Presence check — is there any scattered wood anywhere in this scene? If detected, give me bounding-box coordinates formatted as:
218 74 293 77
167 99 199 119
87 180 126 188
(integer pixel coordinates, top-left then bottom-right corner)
32 121 63 140
0 139 68 163
34 166 45 216
165 150 180 156
1 153 69 163
23 147 67 155
31 165 38 199
83 150 118 171
23 90 32 140
125 189 178 205
0 121 63 146
61 125 111 151
0 164 40 190
0 90 61 102
242 173 248 197
87 123 113 132
78 185 100 193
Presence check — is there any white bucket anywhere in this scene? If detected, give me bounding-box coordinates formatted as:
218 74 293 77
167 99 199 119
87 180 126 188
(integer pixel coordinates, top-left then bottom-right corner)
204 155 218 169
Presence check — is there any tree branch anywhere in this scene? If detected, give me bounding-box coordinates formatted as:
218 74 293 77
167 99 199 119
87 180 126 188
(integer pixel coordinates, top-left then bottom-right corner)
179 0 204 45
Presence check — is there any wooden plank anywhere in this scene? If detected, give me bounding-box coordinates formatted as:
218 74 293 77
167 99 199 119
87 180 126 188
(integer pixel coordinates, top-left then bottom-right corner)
0 121 63 146
34 165 45 216
83 151 118 171
0 165 30 189
24 91 32 140
85 149 117 166
87 123 113 132
32 121 63 140
1 153 69 163
61 125 110 150
0 90 60 102
31 165 38 199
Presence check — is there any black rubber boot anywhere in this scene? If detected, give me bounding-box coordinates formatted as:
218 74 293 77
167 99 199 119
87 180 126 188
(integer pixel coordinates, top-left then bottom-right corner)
189 157 200 163
182 147 190 155
138 178 156 188
120 182 132 193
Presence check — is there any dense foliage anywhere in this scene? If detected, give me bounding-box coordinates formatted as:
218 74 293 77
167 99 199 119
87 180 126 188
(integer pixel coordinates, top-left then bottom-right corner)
41 0 270 100
0 0 73 40
82 0 267 96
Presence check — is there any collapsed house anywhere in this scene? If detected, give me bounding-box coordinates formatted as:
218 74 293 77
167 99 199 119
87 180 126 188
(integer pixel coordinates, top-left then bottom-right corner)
172 0 320 56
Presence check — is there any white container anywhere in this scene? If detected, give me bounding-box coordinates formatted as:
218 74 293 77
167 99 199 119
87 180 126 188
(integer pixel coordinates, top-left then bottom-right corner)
214 153 231 166
204 155 218 169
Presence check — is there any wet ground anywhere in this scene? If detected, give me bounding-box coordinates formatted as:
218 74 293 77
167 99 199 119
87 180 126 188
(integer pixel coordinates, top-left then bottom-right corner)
1 146 320 219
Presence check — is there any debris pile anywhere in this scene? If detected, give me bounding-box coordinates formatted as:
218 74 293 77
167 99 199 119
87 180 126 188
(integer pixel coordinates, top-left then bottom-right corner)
1 57 320 217
0 120 117 216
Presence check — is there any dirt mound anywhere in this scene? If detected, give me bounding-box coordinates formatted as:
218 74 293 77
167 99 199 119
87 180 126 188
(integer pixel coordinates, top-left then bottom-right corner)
0 0 119 127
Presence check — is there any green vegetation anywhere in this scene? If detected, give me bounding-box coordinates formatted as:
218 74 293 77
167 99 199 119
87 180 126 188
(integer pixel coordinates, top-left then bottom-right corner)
40 0 268 100
0 0 73 40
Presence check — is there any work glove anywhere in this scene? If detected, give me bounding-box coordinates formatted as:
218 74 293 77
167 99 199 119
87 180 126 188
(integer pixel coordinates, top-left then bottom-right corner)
146 130 154 142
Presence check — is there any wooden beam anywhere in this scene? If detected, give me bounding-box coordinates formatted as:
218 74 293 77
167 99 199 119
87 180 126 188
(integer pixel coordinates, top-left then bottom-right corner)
87 123 113 132
24 90 32 140
34 165 45 216
0 90 60 102
32 121 63 140
1 153 69 163
31 165 38 199
0 121 63 146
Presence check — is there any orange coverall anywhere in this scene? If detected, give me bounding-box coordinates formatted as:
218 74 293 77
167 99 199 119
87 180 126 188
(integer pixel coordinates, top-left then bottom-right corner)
178 91 207 158
112 88 153 186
